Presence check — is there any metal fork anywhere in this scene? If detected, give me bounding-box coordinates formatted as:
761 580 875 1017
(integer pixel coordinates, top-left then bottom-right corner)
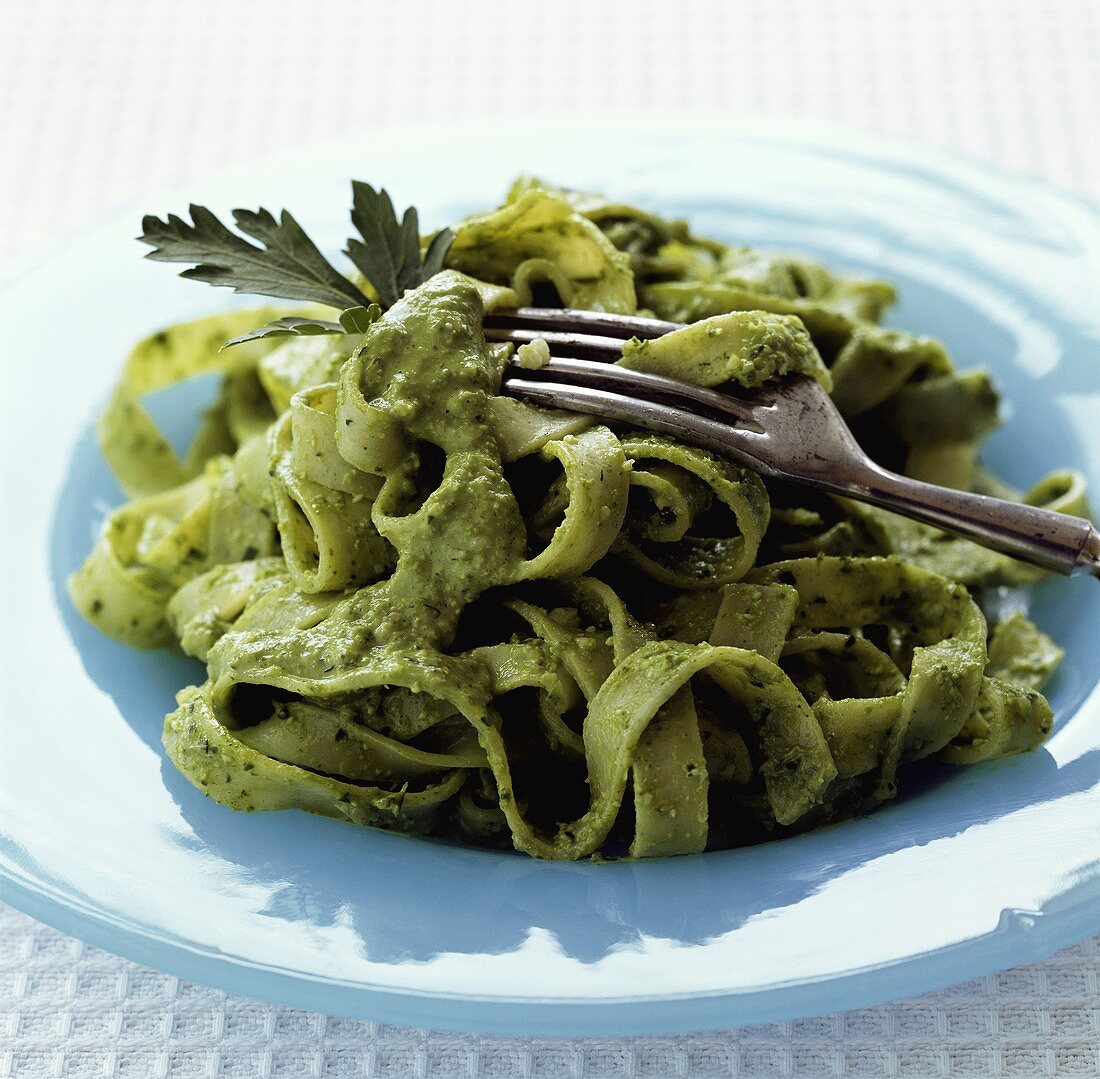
487 308 1100 578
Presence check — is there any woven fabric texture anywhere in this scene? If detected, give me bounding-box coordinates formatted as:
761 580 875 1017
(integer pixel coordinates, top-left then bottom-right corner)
2 1 1098 1075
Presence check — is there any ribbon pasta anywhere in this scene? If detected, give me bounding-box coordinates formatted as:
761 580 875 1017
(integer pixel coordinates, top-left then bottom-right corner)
71 181 1079 859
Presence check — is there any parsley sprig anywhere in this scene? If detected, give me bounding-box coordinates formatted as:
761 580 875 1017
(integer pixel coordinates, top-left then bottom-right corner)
138 183 454 346
221 305 383 347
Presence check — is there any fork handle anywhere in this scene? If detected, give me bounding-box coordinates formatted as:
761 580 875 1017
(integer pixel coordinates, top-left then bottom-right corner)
844 465 1100 578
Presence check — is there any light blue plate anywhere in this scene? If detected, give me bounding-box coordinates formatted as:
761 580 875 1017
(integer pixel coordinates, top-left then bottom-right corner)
1 117 1098 1036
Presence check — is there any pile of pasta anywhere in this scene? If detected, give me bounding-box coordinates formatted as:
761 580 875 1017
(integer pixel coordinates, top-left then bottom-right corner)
70 178 1083 858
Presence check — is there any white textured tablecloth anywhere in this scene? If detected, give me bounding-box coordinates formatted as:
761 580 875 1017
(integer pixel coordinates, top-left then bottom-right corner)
2 1 1099 1074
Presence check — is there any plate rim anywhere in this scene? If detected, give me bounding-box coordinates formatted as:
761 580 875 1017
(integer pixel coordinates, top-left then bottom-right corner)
3 855 1099 1036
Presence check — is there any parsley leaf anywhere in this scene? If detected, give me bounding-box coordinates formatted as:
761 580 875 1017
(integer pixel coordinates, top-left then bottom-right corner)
222 305 382 349
139 184 453 349
344 182 455 308
338 305 384 333
421 226 455 280
139 205 371 309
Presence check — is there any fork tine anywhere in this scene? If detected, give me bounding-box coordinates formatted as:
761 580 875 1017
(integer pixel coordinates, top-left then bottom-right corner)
500 377 769 474
515 356 764 430
484 307 679 340
487 306 764 429
484 326 625 361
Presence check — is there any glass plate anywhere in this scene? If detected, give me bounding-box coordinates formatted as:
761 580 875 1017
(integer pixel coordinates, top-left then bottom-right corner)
2 116 1098 1035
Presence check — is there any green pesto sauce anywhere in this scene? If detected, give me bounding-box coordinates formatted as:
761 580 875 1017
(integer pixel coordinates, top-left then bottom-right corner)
342 272 527 650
